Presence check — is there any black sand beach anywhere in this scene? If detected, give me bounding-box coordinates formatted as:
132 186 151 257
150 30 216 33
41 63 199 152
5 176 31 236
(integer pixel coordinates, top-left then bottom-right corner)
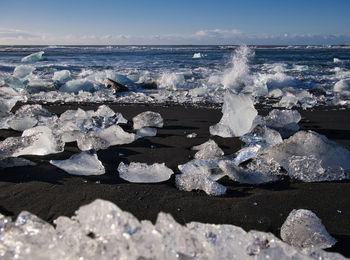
0 103 349 257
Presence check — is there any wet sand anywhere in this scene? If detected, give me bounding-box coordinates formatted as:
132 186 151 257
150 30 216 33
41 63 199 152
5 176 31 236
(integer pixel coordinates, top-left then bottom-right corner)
0 103 349 256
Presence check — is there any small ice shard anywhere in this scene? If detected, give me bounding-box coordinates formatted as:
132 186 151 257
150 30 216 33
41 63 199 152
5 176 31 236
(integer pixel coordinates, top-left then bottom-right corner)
52 70 71 83
13 65 35 79
192 53 202 58
333 58 342 63
192 139 224 159
118 162 173 183
13 126 64 156
186 132 197 138
240 125 283 148
218 160 280 184
132 111 164 130
21 51 45 62
264 109 301 138
210 92 257 137
60 79 95 93
280 209 337 251
50 151 105 176
232 145 261 165
260 130 350 181
175 171 226 196
0 157 36 168
136 127 157 137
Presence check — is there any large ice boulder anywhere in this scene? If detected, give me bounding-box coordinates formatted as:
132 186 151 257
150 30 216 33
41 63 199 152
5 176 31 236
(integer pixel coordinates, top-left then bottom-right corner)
21 51 45 62
118 162 174 183
50 151 105 176
281 209 337 251
260 130 350 182
13 65 35 79
210 92 258 137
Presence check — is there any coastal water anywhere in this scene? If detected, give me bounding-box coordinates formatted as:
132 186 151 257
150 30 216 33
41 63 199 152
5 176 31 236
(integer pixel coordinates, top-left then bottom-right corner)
0 45 350 104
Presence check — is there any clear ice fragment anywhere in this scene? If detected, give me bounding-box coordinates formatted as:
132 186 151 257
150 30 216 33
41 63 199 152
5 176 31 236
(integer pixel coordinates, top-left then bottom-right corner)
136 127 157 137
50 151 105 176
13 65 35 79
21 51 45 62
192 139 224 159
118 162 173 183
264 109 301 138
280 209 337 251
52 70 71 83
132 111 164 130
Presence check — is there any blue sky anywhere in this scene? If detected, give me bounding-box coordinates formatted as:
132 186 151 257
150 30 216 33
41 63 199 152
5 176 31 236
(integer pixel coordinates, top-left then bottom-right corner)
1 0 349 45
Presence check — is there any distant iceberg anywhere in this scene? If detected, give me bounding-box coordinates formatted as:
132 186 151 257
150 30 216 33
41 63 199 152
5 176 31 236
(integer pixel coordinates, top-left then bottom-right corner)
21 51 45 62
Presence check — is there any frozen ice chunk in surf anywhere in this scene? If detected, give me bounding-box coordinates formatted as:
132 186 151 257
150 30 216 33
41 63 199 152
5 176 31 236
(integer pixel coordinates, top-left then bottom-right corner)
264 109 301 138
52 70 71 83
21 51 45 62
118 162 173 183
280 209 337 251
132 111 164 130
50 151 105 176
210 92 257 137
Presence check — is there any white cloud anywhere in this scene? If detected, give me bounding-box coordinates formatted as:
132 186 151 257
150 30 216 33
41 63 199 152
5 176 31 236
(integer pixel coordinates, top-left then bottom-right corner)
0 27 349 45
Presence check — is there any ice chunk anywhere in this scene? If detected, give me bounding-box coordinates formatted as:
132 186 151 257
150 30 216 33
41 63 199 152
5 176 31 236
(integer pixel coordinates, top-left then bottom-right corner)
13 65 35 79
132 111 164 130
192 53 202 58
96 124 137 146
50 151 105 176
210 92 257 137
0 157 36 168
218 160 280 184
334 79 350 97
278 92 299 108
21 51 45 62
8 116 38 131
240 125 283 148
192 139 224 159
232 145 261 165
76 133 109 151
26 79 57 93
60 79 95 93
264 109 301 138
176 159 226 196
0 199 345 260
186 132 197 138
118 162 173 183
52 70 71 83
260 131 350 181
175 171 226 196
281 209 337 251
136 127 157 137
13 126 64 156
4 76 26 89
0 96 20 114
0 136 38 159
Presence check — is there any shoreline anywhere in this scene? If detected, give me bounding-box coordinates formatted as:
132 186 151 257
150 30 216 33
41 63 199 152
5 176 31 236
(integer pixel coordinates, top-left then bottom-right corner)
0 102 349 257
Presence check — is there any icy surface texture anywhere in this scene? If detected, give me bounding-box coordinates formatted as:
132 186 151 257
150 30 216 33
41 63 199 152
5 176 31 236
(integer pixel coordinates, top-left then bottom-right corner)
12 126 64 156
260 131 350 182
52 70 71 83
0 199 345 260
281 209 337 251
60 79 95 93
136 127 157 137
118 162 173 183
219 160 280 184
192 139 224 159
21 51 45 62
13 65 35 79
240 125 283 148
50 151 105 176
264 109 301 138
132 111 164 130
210 92 257 137
176 159 226 196
334 79 350 97
232 145 262 165
0 96 19 114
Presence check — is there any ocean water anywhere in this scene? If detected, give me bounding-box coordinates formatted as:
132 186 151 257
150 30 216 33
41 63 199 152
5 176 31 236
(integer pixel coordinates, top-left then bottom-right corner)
0 45 350 105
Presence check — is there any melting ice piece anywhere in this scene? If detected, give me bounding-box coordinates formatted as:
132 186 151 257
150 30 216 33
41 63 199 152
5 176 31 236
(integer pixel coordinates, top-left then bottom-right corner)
96 125 137 146
77 134 110 151
241 125 283 148
13 65 35 79
192 139 224 159
50 151 105 176
21 51 45 62
264 109 301 138
334 79 350 97
13 126 64 156
175 171 226 196
0 199 346 260
136 127 157 137
60 79 95 93
218 160 280 184
0 96 20 114
278 92 299 109
192 53 202 58
260 131 350 182
52 70 71 83
280 209 337 251
132 111 164 130
232 145 261 165
0 136 38 159
4 76 26 89
118 162 173 183
210 92 257 137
